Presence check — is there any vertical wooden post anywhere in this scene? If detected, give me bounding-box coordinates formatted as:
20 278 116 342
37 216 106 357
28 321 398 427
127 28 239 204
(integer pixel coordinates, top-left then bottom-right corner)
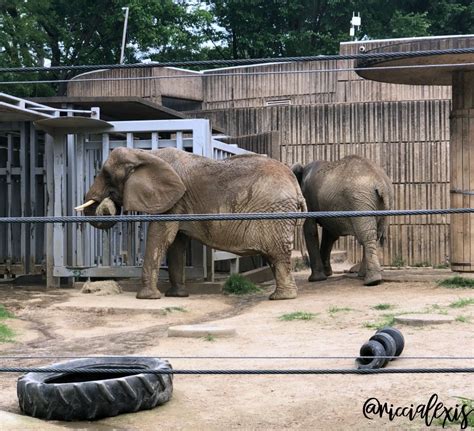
6 134 12 272
102 133 110 267
19 123 29 274
75 134 84 267
66 133 75 271
52 134 66 284
45 134 60 288
29 125 37 272
450 71 474 272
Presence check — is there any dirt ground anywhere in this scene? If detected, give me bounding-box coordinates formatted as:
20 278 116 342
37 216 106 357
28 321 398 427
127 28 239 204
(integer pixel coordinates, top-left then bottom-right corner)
0 269 473 430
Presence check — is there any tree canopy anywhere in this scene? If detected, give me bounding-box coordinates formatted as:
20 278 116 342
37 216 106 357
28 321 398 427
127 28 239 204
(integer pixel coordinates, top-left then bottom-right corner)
0 0 472 96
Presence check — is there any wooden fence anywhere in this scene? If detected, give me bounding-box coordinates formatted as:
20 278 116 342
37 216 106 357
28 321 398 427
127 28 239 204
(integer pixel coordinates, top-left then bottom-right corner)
193 99 451 267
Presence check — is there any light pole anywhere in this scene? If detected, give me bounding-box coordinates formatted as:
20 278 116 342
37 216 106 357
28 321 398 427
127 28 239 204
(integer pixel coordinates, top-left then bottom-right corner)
120 6 130 64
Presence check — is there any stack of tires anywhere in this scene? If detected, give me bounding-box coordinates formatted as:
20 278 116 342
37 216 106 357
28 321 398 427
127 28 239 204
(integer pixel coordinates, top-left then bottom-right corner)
356 327 405 369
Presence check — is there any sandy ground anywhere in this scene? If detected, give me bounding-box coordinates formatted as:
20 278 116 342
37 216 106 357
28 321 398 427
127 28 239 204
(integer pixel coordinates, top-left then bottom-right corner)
0 270 472 430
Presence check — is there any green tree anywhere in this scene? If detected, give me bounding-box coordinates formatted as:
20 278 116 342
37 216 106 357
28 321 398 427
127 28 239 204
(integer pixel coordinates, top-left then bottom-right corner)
207 0 473 58
0 0 472 96
0 0 221 96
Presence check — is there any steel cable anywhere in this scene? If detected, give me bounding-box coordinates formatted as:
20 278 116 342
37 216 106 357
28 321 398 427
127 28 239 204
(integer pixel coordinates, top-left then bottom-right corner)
3 367 473 375
0 208 472 224
1 61 474 86
1 47 474 74
1 355 474 360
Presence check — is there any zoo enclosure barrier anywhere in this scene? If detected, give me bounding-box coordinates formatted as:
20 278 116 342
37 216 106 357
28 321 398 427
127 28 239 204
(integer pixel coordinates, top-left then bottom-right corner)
0 105 255 284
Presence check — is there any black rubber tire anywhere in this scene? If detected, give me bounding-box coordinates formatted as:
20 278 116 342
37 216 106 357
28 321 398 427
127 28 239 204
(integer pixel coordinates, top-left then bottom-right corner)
17 357 173 421
356 340 387 369
369 332 397 362
376 327 405 357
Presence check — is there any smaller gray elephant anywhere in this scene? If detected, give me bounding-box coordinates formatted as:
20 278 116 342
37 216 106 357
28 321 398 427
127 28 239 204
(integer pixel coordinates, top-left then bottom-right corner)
292 155 394 286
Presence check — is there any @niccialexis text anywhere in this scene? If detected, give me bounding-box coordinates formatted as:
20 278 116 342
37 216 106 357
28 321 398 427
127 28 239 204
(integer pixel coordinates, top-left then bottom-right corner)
362 393 473 428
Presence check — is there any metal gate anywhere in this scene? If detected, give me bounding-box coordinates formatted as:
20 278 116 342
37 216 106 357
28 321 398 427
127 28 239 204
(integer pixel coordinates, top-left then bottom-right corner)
45 119 251 286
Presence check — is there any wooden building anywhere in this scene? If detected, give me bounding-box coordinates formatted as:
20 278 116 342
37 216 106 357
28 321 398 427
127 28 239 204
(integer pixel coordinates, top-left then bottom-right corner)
67 35 474 267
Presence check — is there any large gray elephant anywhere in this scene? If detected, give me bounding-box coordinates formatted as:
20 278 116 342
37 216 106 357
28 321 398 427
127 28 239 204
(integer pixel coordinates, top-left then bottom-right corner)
76 147 306 300
292 155 393 286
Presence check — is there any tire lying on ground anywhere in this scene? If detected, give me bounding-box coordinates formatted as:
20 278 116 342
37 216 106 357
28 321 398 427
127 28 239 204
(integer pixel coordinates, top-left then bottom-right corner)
369 332 397 363
376 326 405 357
17 357 173 421
356 340 387 369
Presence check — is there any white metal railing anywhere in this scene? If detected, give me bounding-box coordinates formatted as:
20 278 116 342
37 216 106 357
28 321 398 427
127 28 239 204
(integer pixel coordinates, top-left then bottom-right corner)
0 92 100 121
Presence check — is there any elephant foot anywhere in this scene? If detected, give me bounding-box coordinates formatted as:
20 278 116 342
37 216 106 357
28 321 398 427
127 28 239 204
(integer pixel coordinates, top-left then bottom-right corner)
165 285 189 297
363 273 383 286
269 288 297 300
136 288 161 299
349 263 360 273
308 271 327 282
323 266 333 277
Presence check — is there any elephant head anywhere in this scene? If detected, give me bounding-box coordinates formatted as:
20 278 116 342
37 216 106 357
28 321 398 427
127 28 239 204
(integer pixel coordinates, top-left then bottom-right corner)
75 147 186 229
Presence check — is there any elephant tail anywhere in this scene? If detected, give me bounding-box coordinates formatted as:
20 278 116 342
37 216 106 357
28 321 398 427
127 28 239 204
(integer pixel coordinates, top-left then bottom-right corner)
291 163 304 185
375 183 393 246
295 188 307 229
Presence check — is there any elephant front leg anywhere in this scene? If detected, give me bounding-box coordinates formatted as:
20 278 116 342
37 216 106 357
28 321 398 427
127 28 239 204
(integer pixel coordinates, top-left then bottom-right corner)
165 232 189 297
303 219 327 282
137 222 178 299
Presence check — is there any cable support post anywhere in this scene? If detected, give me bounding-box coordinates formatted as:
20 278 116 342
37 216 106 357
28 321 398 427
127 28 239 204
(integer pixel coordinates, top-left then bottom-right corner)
1 47 474 74
0 208 473 224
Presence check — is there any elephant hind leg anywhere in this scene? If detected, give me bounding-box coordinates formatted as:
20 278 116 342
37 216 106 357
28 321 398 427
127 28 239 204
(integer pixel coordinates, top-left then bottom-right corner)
320 229 337 277
267 255 298 300
352 219 383 286
165 232 189 297
362 239 382 286
303 218 327 282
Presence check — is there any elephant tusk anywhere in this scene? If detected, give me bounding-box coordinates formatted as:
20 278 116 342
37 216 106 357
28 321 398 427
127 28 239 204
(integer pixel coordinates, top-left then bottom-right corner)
74 200 96 211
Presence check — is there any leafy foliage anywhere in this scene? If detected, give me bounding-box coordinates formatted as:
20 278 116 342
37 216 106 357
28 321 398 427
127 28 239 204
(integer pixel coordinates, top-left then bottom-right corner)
1 0 473 96
279 311 317 321
363 314 396 329
371 303 394 310
223 274 260 295
0 305 14 342
449 298 474 308
438 276 474 289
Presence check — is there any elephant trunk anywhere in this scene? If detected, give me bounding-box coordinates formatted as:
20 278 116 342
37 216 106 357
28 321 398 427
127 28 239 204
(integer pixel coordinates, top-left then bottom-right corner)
82 197 121 230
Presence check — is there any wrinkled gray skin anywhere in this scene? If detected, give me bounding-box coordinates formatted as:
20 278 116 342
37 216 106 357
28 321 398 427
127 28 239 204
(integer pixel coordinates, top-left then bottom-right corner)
82 147 306 300
292 155 393 286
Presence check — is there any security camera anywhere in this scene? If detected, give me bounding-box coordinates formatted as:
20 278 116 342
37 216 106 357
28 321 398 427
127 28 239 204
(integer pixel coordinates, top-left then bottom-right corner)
359 45 366 53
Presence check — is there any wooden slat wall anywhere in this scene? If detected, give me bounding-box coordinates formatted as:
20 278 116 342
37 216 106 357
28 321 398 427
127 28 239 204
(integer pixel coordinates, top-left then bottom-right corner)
193 100 451 266
66 35 474 267
68 67 203 104
220 131 280 159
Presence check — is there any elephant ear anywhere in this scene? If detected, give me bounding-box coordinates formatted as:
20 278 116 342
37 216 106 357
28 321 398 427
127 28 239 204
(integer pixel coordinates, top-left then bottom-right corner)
123 155 186 214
